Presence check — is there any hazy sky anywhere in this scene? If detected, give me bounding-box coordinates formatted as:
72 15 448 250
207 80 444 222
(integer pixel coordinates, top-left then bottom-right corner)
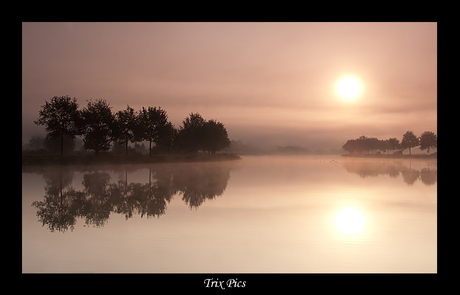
22 22 437 148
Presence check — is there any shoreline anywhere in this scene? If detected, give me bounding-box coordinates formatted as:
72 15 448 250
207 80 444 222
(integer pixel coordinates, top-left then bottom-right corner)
340 153 437 159
22 152 242 166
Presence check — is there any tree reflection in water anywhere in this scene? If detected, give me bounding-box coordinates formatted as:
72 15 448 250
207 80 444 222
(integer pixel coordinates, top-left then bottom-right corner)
31 159 436 233
32 163 231 232
343 160 437 186
32 167 82 232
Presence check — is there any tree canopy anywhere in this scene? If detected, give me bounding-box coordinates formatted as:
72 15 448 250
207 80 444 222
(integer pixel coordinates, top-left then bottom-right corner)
80 99 114 155
342 131 436 155
138 106 170 155
176 113 207 153
34 95 82 155
33 96 231 156
202 119 231 154
401 131 420 155
113 105 140 156
419 131 437 154
175 113 230 154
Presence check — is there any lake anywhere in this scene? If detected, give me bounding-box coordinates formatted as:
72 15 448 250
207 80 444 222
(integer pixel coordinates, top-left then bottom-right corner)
22 155 437 273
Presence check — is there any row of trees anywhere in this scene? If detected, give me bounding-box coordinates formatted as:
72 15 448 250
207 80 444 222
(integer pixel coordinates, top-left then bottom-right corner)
34 95 230 156
342 131 437 155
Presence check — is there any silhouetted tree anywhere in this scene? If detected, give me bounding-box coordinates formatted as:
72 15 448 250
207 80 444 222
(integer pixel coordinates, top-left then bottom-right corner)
32 97 234 158
401 131 419 155
343 136 405 155
138 106 170 156
367 137 380 153
80 99 114 155
113 105 140 156
176 113 206 153
386 138 400 154
342 139 358 154
378 139 389 154
175 113 230 154
34 95 82 156
44 132 75 153
342 136 374 154
202 119 230 154
156 121 177 154
357 136 371 154
419 131 437 154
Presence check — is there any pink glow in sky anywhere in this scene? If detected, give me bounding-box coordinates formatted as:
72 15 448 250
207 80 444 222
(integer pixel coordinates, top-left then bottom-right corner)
22 22 437 148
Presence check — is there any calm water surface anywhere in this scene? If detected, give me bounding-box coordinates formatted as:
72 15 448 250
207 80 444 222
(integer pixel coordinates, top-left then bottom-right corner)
22 155 437 273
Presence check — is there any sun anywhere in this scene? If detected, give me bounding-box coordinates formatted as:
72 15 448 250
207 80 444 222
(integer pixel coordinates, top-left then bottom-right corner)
337 77 362 99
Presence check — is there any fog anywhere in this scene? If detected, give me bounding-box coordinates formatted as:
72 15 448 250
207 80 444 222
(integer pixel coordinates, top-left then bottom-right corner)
22 22 437 150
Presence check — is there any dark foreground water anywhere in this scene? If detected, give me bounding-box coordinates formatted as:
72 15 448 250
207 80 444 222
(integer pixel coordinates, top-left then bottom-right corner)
22 155 437 273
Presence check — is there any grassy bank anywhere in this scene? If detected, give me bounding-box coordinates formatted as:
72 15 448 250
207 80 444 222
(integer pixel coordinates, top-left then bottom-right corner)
341 153 437 159
22 151 241 166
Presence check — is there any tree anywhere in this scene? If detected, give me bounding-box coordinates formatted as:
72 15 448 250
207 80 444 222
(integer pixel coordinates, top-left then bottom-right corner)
357 136 370 154
176 113 206 153
342 137 368 154
343 136 399 155
80 99 114 155
156 121 177 154
44 132 75 154
34 95 82 156
202 119 230 154
386 138 400 154
367 137 380 154
378 139 389 154
113 105 140 156
138 106 169 156
419 131 437 154
401 131 419 155
342 139 357 154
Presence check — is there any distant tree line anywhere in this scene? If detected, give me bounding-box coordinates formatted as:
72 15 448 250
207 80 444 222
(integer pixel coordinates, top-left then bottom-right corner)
342 131 437 155
33 95 230 156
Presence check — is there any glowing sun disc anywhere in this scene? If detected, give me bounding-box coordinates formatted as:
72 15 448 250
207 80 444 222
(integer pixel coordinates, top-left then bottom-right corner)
337 77 361 99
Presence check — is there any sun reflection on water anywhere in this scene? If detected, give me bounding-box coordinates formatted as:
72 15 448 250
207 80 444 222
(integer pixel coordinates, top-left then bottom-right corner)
334 206 366 235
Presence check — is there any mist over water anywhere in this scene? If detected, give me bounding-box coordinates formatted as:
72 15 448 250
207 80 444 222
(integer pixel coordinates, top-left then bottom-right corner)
22 155 436 273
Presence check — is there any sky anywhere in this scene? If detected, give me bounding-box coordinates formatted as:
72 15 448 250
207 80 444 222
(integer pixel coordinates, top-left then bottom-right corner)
22 22 437 149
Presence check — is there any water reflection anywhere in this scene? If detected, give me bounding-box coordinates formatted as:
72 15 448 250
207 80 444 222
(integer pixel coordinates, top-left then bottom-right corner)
31 163 231 232
30 158 436 234
334 206 365 235
343 160 437 186
23 156 437 272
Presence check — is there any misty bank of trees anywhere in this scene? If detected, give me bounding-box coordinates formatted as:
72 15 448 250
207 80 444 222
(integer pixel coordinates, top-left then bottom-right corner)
342 131 437 155
32 95 230 156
